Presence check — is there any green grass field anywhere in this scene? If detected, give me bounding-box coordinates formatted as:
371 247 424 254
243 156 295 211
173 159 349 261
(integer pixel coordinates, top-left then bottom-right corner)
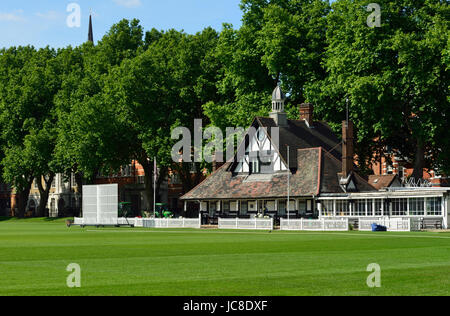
0 217 449 296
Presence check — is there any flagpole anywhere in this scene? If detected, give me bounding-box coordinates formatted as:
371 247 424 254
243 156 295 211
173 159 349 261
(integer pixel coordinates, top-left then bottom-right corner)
287 145 290 223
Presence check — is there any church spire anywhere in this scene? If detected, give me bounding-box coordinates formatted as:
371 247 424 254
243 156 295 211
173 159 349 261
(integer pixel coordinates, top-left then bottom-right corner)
88 13 94 43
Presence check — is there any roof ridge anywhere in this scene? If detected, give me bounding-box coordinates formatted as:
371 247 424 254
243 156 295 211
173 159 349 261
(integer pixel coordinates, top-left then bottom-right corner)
179 161 232 200
321 147 377 191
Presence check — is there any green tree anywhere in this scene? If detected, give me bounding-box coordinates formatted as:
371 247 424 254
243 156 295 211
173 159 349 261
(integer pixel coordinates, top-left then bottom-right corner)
306 0 449 178
0 47 60 217
54 19 146 196
102 28 220 208
204 0 330 131
203 24 274 131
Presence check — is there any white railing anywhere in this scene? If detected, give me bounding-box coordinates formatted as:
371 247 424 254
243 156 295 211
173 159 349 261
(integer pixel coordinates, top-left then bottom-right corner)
142 217 201 229
358 217 420 232
73 217 199 228
218 218 274 230
74 217 83 225
117 218 135 226
74 217 135 226
134 218 144 227
280 218 349 231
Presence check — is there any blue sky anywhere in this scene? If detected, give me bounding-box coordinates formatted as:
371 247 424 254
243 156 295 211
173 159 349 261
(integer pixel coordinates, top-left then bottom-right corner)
0 0 244 49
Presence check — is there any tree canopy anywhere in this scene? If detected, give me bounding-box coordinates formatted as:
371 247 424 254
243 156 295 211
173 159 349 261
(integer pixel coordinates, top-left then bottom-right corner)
0 0 448 217
305 0 449 177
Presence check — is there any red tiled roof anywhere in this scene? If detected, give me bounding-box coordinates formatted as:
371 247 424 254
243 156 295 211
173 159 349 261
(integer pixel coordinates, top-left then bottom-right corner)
181 148 321 200
368 174 398 190
180 117 376 200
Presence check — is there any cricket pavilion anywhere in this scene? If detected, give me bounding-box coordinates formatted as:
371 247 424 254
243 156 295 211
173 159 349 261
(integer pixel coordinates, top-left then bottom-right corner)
180 86 450 229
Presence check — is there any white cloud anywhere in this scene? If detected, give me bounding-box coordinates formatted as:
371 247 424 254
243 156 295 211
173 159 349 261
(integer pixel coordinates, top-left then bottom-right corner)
35 11 63 21
113 0 142 8
0 12 26 22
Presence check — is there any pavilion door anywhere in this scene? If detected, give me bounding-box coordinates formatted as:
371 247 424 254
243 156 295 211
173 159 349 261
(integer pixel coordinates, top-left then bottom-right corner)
240 201 248 216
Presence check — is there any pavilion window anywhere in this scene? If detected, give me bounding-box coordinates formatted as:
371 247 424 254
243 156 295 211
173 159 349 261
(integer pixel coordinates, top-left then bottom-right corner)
336 200 349 216
265 200 276 212
426 197 442 216
355 200 366 216
392 198 407 216
409 198 424 216
248 201 257 212
223 201 230 213
298 200 307 216
230 201 237 213
322 200 334 216
366 199 373 216
279 200 286 215
374 199 383 216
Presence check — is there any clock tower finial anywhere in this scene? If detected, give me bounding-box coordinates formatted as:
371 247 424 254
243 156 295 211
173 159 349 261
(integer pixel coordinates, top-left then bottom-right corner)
270 85 287 126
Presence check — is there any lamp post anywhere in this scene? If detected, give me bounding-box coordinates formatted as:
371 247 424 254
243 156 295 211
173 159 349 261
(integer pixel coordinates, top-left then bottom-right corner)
287 145 290 222
154 157 156 217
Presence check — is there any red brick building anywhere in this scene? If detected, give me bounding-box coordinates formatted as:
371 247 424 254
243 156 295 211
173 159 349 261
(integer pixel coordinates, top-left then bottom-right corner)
94 161 167 216
94 160 203 216
369 153 448 187
0 182 12 216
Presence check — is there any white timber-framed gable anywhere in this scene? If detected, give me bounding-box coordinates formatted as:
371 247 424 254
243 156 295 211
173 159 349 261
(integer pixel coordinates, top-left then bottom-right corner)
233 125 288 174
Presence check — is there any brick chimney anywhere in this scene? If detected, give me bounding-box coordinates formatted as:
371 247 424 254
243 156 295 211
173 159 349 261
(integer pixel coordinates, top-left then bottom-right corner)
300 103 314 127
342 120 354 178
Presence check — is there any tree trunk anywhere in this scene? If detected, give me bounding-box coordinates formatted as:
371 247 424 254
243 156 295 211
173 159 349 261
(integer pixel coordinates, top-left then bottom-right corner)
73 171 83 216
75 171 83 196
156 166 168 199
140 158 154 213
16 179 33 218
36 173 55 217
411 139 425 181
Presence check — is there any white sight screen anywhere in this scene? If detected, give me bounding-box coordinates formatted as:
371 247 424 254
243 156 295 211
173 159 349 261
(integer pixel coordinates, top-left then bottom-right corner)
82 184 118 225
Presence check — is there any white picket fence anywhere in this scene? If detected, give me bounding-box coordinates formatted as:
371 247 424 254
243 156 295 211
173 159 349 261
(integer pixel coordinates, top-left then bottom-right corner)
141 217 201 229
280 218 349 231
74 217 200 228
134 218 144 227
74 217 83 225
74 217 135 226
358 217 420 232
218 218 274 230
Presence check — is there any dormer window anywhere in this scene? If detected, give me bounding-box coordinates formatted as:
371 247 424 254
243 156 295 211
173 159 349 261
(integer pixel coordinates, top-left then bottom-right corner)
250 158 260 174
249 151 275 174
